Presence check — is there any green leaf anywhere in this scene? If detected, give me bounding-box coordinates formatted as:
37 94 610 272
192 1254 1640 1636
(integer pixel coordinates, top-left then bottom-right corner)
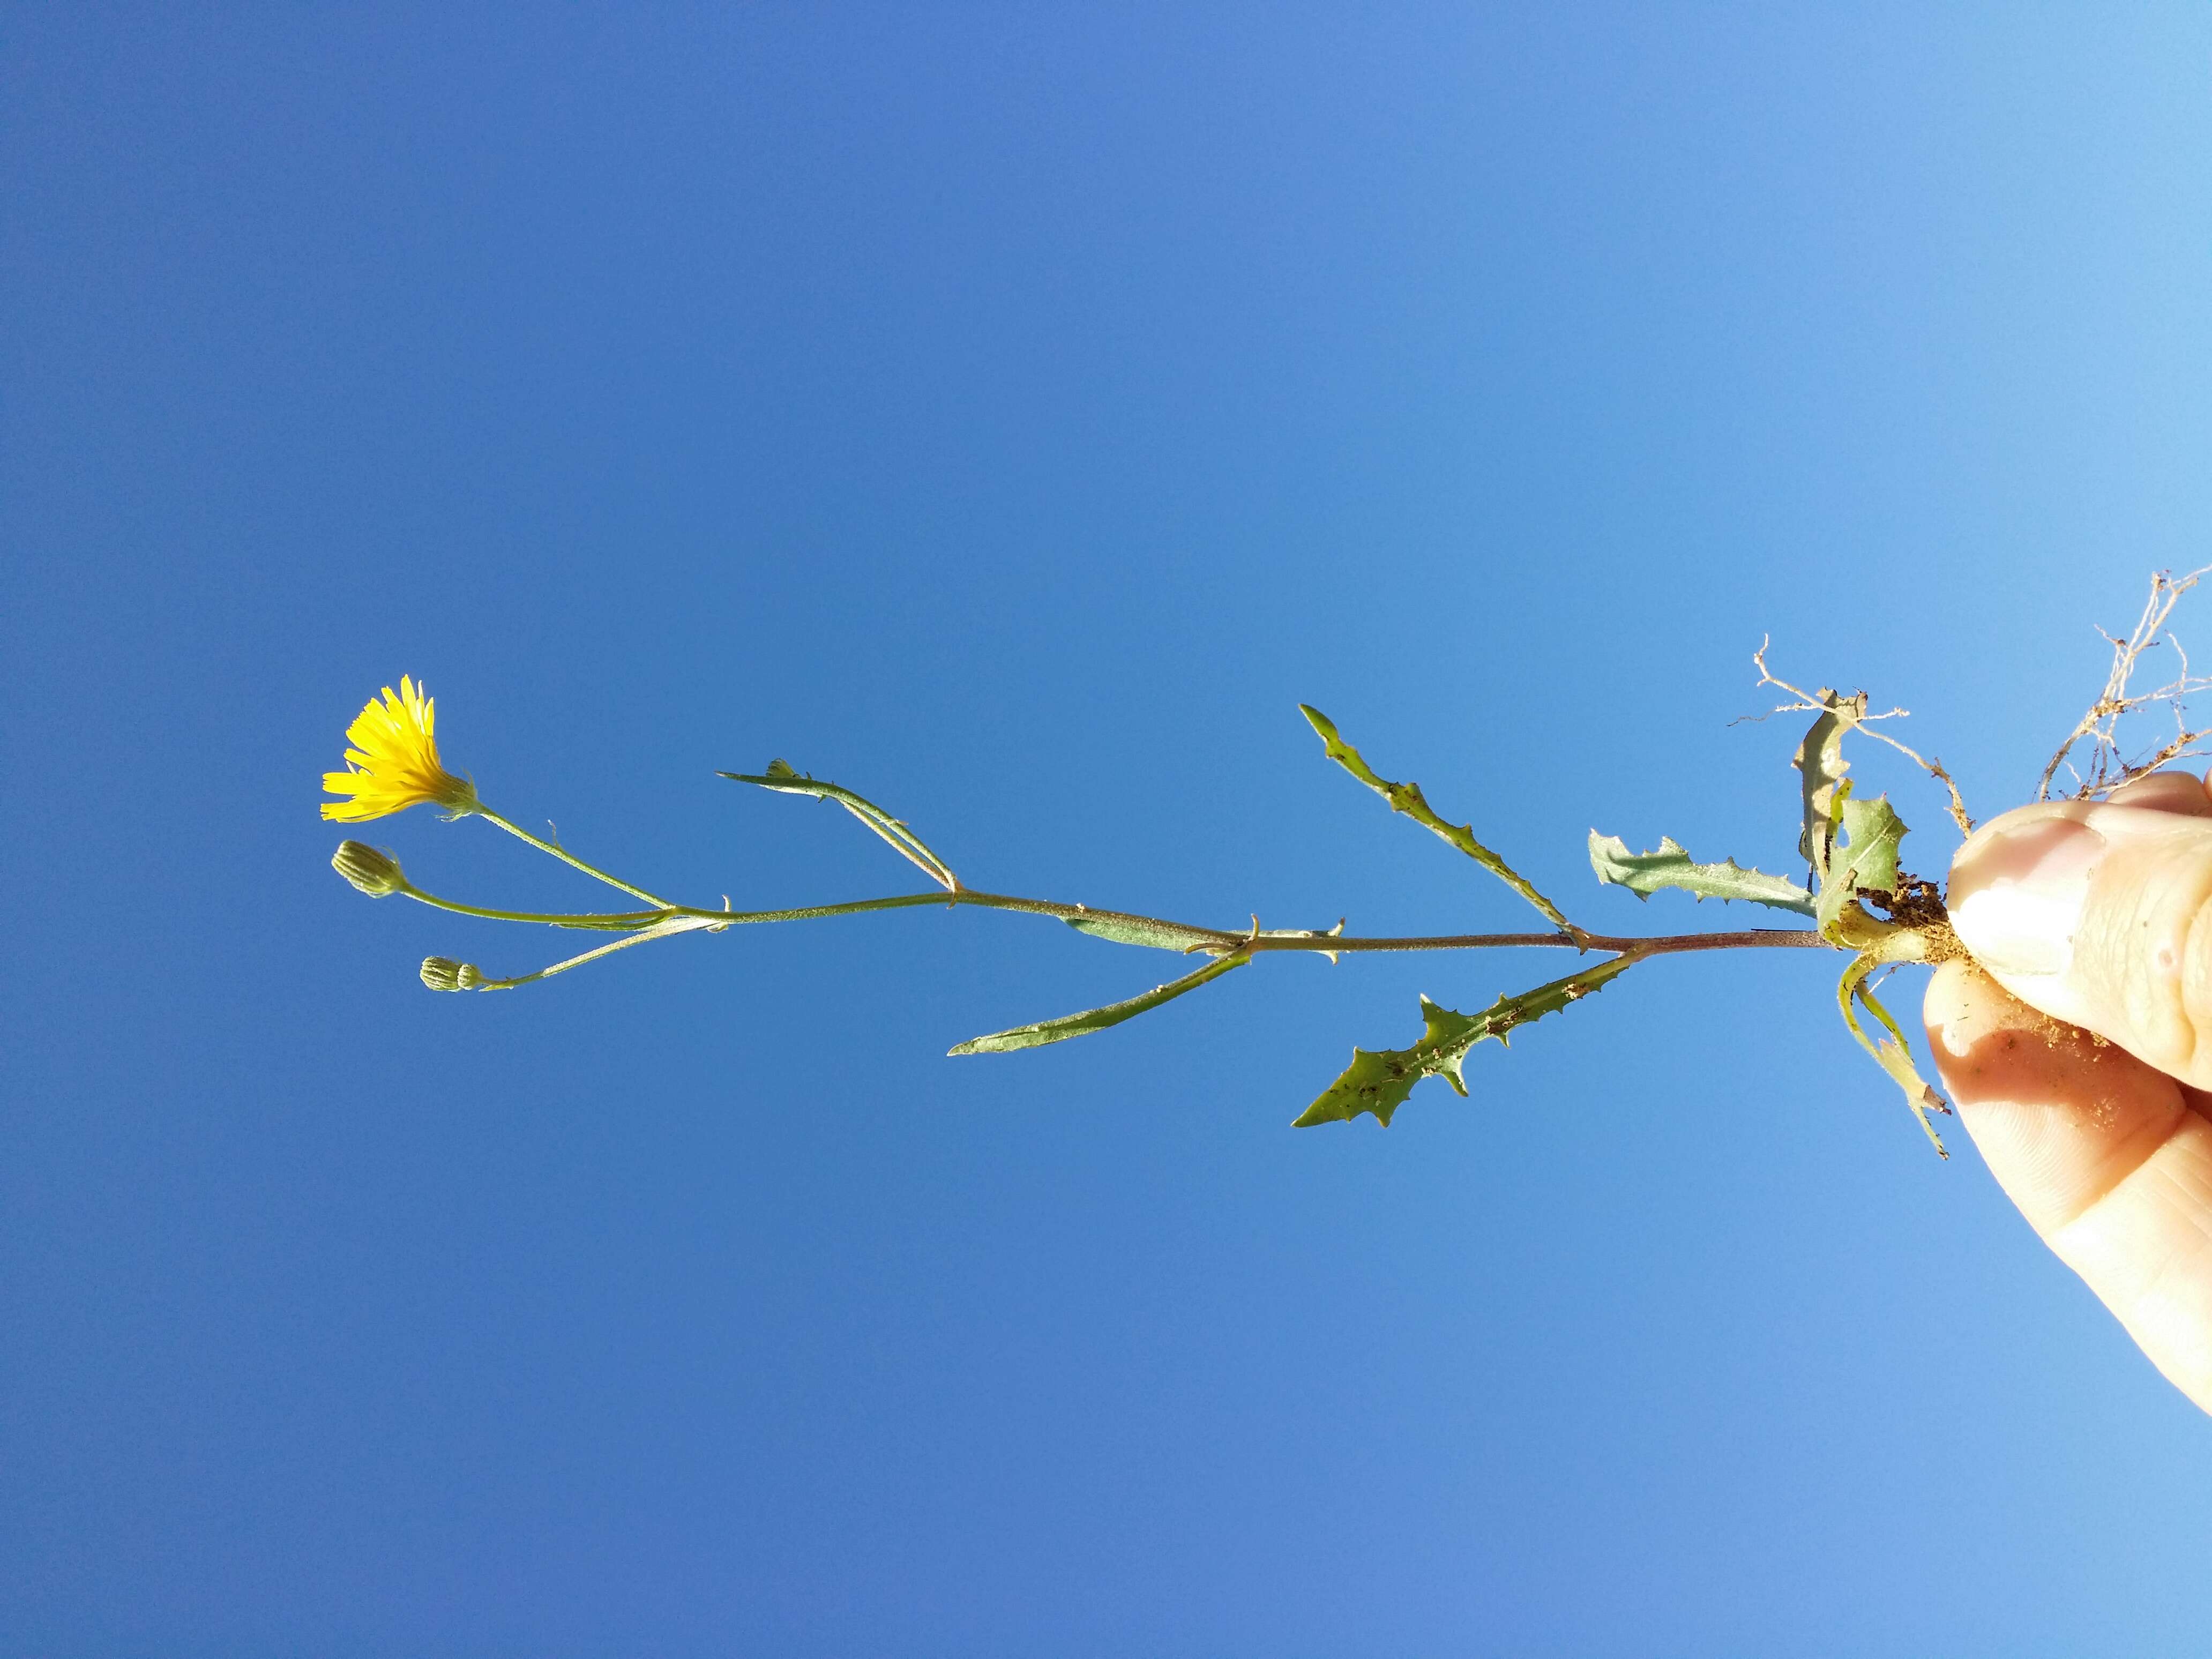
722 760 960 891
1062 911 1343 958
1294 955 1638 1127
1587 832 1815 916
1835 794 1903 894
1298 704 1571 931
1836 954 1950 1157
1814 792 1910 934
1062 911 1232 952
1296 1044 1429 1131
948 952 1249 1055
1791 691 1866 882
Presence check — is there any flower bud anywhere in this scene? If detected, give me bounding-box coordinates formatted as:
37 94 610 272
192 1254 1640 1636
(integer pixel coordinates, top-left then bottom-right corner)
332 840 406 897
420 956 483 992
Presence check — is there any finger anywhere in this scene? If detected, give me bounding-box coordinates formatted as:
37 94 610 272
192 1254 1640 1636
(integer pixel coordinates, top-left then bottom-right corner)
2104 768 2212 816
1947 793 2212 1088
1924 959 2212 1411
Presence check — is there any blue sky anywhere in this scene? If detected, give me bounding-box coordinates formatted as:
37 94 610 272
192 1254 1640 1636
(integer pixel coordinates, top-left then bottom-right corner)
6 4 2211 1652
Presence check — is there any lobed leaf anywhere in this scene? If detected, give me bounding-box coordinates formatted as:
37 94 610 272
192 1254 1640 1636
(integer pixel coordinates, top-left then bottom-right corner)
1298 705 1571 931
1791 692 1866 882
1587 832 1815 916
1835 795 1903 895
1295 955 1638 1127
1814 792 1909 935
948 952 1249 1055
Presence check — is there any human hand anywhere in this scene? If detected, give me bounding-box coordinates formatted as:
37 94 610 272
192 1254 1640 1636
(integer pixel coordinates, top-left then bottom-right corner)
1925 771 2212 1413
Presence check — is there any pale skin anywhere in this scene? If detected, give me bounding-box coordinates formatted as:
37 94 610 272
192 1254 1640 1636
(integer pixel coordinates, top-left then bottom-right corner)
1929 768 2212 1413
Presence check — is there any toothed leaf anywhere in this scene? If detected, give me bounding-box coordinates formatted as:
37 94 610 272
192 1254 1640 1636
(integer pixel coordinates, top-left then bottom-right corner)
1815 793 1910 932
1295 956 1636 1127
1588 832 1815 916
1791 692 1866 881
1299 704 1572 931
1835 795 1903 895
1298 1046 1426 1130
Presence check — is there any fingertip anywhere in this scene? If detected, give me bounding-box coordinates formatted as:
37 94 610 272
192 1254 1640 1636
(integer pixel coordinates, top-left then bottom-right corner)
1922 960 2190 1240
2104 770 2212 816
1949 796 2212 1084
1946 805 2102 981
1924 957 2005 1063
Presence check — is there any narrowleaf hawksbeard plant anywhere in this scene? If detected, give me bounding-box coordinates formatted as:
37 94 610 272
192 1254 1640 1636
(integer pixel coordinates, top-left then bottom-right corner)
324 572 2211 1156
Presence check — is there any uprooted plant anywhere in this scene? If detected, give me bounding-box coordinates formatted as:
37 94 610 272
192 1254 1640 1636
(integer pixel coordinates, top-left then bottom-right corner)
323 570 2209 1157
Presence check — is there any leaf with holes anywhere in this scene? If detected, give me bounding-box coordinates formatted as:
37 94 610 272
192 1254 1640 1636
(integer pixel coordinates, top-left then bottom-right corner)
1791 692 1866 882
1295 955 1638 1127
1815 793 1910 934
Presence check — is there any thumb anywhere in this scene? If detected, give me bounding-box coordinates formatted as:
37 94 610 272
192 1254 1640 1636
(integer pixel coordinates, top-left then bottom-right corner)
1949 774 2212 1087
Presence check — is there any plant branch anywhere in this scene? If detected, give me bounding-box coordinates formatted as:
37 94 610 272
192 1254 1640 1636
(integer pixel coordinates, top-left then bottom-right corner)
1249 925 1831 957
474 808 675 907
395 875 1838 960
471 921 719 990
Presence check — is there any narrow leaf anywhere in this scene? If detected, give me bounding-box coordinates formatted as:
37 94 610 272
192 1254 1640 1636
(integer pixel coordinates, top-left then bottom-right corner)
1836 954 1950 1157
1587 831 1815 916
722 760 959 891
1791 691 1866 881
1295 955 1637 1127
948 952 1248 1055
1062 910 1232 952
1298 704 1571 931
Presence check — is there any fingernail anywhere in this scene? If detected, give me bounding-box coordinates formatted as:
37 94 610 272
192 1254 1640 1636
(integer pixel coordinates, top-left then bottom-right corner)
1949 814 2105 977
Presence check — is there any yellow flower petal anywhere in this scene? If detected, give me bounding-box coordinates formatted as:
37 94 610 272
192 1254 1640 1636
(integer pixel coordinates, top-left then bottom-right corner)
319 679 478 821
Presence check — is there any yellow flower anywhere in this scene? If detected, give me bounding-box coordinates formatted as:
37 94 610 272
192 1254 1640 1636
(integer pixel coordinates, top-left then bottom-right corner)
320 677 479 821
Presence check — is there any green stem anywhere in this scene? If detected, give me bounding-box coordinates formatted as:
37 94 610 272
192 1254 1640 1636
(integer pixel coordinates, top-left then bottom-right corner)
396 885 956 931
394 886 657 929
474 921 717 989
398 877 1835 959
474 808 673 906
